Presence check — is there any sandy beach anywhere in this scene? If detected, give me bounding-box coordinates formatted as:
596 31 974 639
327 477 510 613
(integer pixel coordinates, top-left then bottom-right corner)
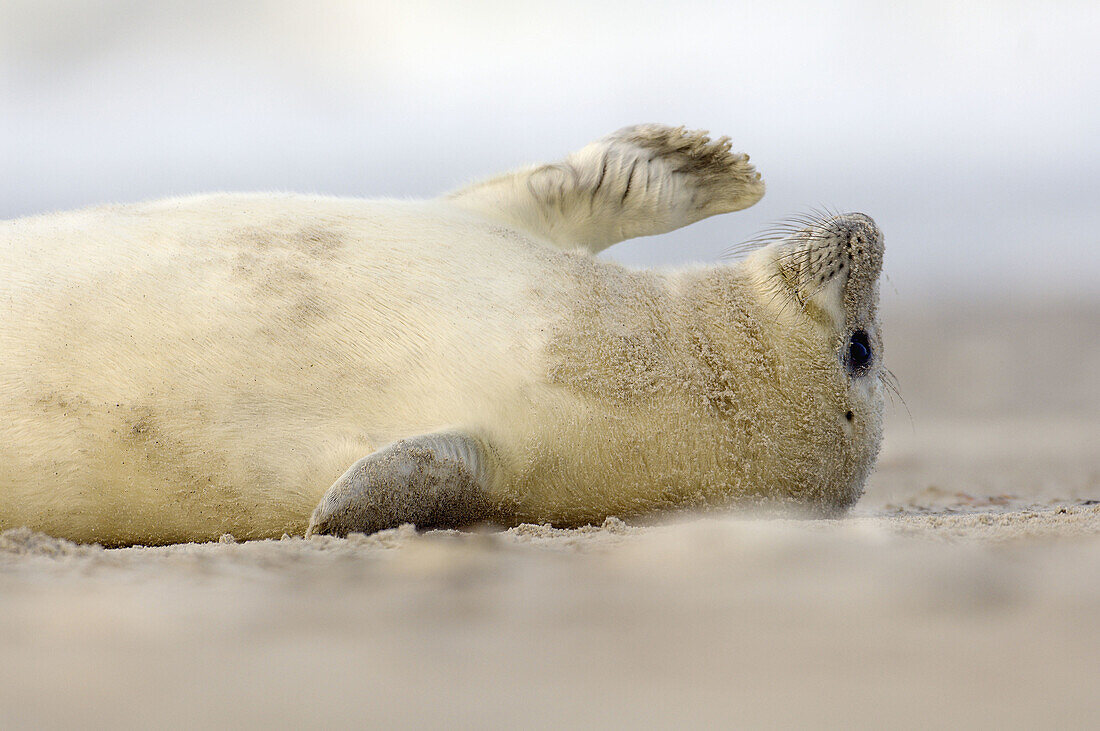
2 299 1098 729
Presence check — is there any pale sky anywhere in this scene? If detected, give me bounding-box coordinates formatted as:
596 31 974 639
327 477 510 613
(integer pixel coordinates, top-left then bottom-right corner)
2 0 1098 297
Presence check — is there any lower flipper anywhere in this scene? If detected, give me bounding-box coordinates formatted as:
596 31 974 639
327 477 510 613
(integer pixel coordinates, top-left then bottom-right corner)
306 431 494 537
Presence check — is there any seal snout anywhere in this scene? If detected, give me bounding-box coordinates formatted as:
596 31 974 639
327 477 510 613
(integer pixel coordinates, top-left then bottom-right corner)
799 212 884 294
829 213 884 306
773 212 879 292
830 213 882 269
744 210 885 336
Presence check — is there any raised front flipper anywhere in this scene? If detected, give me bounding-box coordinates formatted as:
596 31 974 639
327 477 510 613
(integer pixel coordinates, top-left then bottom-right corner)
447 124 765 253
306 431 495 537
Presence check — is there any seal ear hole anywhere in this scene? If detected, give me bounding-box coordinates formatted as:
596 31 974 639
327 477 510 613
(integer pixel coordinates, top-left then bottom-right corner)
845 411 854 421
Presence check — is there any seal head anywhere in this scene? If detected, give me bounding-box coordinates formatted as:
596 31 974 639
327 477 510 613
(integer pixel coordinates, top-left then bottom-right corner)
734 211 886 513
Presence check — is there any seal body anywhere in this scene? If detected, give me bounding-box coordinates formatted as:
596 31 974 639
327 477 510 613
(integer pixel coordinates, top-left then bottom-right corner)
0 125 885 545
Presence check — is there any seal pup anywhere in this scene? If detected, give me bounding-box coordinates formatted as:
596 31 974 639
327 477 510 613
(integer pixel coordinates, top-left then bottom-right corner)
0 125 885 545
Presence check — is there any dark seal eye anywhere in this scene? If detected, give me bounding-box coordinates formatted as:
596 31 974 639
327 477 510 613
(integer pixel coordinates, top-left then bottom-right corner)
848 330 872 373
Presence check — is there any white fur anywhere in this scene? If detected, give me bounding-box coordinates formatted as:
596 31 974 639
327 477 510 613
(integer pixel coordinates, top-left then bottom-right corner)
0 126 884 545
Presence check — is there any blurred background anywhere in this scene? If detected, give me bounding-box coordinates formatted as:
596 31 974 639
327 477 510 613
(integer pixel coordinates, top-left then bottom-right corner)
1 0 1098 504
